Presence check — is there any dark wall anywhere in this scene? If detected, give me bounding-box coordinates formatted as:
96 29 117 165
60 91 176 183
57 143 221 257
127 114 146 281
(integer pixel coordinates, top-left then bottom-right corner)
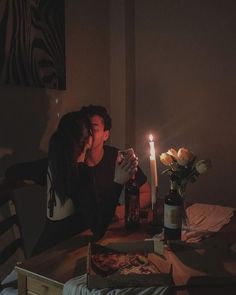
135 0 236 206
0 87 49 174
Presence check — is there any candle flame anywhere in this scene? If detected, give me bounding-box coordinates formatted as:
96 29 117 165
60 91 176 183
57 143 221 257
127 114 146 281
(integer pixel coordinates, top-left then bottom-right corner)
149 134 153 142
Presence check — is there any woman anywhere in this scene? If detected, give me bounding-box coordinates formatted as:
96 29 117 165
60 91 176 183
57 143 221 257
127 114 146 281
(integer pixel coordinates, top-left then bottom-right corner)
32 111 94 254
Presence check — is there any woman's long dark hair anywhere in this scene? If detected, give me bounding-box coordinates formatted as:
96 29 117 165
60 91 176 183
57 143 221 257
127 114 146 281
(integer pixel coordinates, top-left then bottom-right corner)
48 111 92 205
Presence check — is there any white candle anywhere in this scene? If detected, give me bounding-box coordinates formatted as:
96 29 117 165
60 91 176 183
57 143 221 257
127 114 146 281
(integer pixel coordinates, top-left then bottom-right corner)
149 134 158 207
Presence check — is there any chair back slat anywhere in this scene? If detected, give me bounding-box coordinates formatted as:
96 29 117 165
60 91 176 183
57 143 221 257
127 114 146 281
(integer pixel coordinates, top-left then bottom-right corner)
0 192 12 207
0 178 28 286
0 239 22 265
0 215 18 236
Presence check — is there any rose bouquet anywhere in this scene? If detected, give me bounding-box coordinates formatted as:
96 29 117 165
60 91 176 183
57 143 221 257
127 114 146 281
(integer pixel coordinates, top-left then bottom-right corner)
160 147 211 226
160 147 211 197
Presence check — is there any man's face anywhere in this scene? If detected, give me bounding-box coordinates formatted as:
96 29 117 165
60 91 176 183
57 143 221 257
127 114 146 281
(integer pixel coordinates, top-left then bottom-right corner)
90 115 109 151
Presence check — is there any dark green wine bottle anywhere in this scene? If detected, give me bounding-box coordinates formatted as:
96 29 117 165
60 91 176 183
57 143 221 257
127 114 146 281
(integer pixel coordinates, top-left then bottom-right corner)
164 181 182 241
125 177 140 231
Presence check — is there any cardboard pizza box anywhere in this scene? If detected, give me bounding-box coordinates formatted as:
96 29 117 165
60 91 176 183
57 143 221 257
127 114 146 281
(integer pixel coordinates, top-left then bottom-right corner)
87 240 173 289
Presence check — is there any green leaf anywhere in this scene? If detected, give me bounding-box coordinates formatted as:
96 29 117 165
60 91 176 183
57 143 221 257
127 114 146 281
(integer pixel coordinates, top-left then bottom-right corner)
161 168 172 174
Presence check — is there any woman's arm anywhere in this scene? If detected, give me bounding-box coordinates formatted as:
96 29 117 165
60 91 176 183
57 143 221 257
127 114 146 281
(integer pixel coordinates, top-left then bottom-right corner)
5 158 48 186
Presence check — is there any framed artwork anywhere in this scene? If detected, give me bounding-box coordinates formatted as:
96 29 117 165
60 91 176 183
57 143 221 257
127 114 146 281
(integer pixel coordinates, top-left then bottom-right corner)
0 0 66 89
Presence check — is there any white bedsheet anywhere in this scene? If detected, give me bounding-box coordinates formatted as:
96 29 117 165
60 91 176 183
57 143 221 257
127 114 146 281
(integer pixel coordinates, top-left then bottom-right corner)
63 274 169 295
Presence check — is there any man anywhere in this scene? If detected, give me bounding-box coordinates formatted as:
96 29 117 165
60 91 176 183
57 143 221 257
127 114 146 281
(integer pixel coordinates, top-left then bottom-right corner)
79 105 151 219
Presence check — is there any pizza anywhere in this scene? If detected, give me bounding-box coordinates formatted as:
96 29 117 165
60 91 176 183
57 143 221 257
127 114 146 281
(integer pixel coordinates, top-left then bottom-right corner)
119 254 159 275
91 251 160 276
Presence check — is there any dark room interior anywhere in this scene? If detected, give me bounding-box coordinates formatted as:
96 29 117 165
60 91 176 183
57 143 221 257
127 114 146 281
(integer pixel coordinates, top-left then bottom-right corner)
0 1 236 294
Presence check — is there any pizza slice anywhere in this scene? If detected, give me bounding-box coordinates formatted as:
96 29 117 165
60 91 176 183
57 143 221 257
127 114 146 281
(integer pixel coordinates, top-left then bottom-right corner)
91 244 160 276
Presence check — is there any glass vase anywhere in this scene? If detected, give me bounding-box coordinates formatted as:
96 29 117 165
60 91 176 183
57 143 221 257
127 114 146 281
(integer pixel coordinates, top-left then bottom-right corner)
178 189 190 231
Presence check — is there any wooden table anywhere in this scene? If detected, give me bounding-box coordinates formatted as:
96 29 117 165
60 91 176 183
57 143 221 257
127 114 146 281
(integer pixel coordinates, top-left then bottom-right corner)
15 210 236 295
15 219 154 295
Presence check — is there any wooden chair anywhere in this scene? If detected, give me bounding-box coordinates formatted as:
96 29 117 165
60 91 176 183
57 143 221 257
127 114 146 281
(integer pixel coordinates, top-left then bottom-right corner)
0 178 33 293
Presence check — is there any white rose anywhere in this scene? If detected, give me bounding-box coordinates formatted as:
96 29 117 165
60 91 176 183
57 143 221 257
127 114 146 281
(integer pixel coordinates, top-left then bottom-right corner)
195 159 211 174
167 148 178 160
160 153 174 166
177 148 194 166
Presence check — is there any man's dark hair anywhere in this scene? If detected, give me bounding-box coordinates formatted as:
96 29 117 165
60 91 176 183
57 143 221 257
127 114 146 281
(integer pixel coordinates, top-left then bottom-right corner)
79 104 112 131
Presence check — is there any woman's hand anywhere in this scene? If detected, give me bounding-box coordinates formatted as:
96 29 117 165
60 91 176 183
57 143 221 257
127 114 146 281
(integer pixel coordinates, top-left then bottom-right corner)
114 150 138 185
76 135 93 163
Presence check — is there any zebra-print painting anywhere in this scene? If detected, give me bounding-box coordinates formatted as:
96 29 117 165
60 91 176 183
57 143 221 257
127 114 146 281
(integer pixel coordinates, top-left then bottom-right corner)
0 0 65 90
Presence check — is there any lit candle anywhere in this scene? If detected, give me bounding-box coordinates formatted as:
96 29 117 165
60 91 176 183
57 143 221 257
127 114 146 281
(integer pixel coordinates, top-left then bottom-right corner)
149 134 158 208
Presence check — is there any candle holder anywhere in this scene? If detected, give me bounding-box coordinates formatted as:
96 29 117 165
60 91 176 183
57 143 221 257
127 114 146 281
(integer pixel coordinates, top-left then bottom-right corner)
147 187 163 235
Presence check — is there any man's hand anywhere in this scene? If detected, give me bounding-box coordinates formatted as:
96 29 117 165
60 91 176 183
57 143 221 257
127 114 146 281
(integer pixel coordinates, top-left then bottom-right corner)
114 152 138 185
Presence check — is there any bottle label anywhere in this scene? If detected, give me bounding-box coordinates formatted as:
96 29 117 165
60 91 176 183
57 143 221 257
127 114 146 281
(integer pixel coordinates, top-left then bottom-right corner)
164 204 182 229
